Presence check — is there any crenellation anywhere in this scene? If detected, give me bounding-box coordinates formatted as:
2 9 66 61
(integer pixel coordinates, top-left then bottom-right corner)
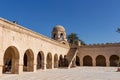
81 42 120 48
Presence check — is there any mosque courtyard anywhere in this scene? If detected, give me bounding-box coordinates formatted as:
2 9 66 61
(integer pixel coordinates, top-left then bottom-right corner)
1 67 120 80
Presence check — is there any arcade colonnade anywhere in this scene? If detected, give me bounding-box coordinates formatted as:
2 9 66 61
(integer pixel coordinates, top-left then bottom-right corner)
76 55 120 67
3 45 120 74
76 45 120 67
0 18 70 75
2 46 69 74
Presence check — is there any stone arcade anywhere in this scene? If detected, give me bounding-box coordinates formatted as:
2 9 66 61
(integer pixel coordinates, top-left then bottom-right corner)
0 18 120 76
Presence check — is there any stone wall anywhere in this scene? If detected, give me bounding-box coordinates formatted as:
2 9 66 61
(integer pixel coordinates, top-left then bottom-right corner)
77 43 120 66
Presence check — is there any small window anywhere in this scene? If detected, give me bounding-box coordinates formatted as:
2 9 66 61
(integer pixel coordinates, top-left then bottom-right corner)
53 34 57 39
60 33 64 40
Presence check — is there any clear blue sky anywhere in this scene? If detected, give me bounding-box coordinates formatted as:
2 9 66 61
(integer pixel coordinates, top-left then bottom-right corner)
0 0 120 44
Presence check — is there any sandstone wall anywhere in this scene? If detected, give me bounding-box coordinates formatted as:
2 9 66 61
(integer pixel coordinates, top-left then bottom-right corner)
0 18 70 74
77 44 120 66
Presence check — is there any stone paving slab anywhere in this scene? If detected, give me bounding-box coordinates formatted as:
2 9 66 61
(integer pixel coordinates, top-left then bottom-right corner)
1 67 120 80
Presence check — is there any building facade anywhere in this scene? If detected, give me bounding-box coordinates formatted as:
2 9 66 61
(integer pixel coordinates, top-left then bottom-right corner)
0 18 120 76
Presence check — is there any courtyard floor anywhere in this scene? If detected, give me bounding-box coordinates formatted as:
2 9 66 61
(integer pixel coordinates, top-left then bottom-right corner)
1 67 120 80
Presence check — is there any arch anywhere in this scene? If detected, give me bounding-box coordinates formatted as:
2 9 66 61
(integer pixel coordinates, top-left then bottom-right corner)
76 56 80 66
59 55 63 67
54 54 58 68
3 46 19 74
46 53 52 69
23 49 34 72
53 33 57 39
60 33 64 40
64 55 68 67
37 51 44 69
110 55 119 66
96 55 106 66
83 55 92 66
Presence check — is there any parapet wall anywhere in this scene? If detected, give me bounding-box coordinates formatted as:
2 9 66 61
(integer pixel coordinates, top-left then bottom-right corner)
80 42 120 48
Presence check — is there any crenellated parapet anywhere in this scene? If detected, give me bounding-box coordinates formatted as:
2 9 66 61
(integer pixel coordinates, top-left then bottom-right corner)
80 42 120 48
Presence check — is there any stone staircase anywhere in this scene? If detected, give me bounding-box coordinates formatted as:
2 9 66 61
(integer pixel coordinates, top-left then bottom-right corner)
66 48 78 68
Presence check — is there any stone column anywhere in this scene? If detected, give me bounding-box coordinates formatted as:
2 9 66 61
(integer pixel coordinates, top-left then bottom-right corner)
52 56 54 69
43 56 46 70
19 64 23 74
0 65 2 77
92 59 96 66
106 58 110 67
19 56 23 74
34 64 37 72
80 58 83 66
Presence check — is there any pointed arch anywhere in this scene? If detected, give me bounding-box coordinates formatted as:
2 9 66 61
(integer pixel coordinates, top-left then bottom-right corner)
23 49 34 72
54 54 58 68
110 55 119 66
46 53 52 69
37 51 44 69
3 46 19 74
59 54 63 67
96 55 106 66
64 55 68 67
83 55 92 66
76 56 80 66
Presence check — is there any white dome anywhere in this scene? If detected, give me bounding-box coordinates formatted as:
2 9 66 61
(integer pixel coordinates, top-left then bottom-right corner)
53 25 65 31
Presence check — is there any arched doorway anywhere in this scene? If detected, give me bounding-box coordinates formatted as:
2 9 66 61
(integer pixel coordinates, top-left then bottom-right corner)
64 55 68 67
3 46 19 74
23 49 34 72
83 55 92 66
110 55 119 66
54 54 58 68
46 53 52 69
37 51 44 69
76 56 80 66
59 55 63 67
96 55 106 66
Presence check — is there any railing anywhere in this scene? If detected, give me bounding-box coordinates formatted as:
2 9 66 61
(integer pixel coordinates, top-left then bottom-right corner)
68 48 78 68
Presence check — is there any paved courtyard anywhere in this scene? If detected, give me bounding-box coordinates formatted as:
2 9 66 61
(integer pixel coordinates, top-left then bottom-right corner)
1 67 120 80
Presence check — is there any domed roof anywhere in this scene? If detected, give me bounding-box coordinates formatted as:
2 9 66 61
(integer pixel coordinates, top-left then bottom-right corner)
53 25 65 31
